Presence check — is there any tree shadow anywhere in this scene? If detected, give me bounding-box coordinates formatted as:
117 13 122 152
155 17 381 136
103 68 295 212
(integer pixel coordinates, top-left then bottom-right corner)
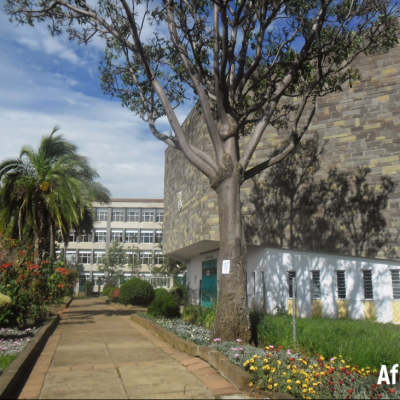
244 138 399 259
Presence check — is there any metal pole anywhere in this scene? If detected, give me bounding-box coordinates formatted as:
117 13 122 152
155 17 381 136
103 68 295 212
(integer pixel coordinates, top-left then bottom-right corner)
293 277 297 343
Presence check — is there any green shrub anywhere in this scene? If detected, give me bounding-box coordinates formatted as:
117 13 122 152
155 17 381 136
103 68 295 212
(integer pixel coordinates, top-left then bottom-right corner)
102 282 116 296
108 288 120 302
154 288 169 299
257 314 400 369
147 293 180 318
0 294 12 314
182 303 216 329
169 286 183 305
84 281 94 297
119 278 155 306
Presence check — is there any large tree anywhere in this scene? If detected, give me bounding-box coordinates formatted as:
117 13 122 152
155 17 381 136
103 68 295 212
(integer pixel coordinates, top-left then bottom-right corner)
4 0 399 341
0 127 110 262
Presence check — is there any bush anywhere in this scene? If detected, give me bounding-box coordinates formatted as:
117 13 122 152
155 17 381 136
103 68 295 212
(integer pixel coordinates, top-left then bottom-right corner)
84 281 94 297
0 294 12 314
169 286 184 305
154 288 169 299
0 238 78 326
102 282 116 296
182 304 216 329
109 288 120 303
147 293 180 319
119 278 155 306
257 314 400 369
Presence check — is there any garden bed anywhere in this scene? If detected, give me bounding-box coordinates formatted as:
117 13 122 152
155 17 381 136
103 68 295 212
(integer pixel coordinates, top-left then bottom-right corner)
142 313 400 399
0 326 42 376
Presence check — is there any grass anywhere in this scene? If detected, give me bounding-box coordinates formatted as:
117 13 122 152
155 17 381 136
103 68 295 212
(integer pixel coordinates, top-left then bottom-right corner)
0 355 17 374
257 314 400 370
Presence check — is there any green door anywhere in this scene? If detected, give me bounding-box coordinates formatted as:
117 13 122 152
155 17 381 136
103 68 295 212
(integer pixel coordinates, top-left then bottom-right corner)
201 259 218 308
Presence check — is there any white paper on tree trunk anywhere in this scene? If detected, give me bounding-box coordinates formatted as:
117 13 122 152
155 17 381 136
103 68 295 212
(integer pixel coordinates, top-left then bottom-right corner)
222 259 230 274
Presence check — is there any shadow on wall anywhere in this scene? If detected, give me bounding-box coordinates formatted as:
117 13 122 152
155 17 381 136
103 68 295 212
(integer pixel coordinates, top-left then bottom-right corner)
245 138 399 259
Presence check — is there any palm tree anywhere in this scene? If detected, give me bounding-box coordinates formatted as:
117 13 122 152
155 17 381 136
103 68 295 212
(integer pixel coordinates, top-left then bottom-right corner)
0 126 110 262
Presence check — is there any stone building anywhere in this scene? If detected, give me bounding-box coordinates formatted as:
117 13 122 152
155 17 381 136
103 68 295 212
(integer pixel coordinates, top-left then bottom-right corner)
163 43 400 323
57 199 164 292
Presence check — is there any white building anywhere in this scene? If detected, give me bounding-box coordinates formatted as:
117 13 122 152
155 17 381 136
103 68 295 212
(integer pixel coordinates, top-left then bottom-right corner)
57 199 164 292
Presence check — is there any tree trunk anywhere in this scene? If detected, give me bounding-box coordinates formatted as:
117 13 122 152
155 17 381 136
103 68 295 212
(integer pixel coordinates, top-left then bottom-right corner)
49 220 55 259
211 171 251 343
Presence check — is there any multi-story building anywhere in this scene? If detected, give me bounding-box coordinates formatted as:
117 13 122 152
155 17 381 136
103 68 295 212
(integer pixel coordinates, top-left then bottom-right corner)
57 199 164 292
164 43 400 323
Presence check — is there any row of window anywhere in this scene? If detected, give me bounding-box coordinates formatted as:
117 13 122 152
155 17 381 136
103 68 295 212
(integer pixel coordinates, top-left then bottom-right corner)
97 209 163 223
63 250 164 265
287 270 400 300
64 230 163 244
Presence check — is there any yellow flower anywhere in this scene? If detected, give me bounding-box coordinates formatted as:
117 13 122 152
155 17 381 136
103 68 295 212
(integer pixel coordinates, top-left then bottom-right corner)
268 385 273 390
282 372 287 377
361 368 365 372
244 361 249 367
287 380 292 384
309 366 313 370
341 360 345 364
314 364 318 367
249 382 253 387
367 367 370 370
264 359 268 363
287 386 292 390
339 355 342 358
303 384 308 388
292 370 296 374
271 368 276 373
303 389 308 393
309 388 313 393
250 358 255 363
313 383 318 386
250 366 255 371
269 378 273 384
266 365 271 370
287 365 291 370
274 383 278 387
320 356 324 361
373 369 378 374
262 366 268 370
254 367 258 371
296 380 301 385
346 365 351 369
277 360 281 365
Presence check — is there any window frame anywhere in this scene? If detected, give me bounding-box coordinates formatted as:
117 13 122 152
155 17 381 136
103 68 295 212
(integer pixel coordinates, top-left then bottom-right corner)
391 270 400 300
96 209 108 222
126 210 139 222
362 270 374 300
311 270 322 299
95 230 107 243
78 251 92 264
141 211 154 223
156 210 164 223
140 252 153 265
336 270 346 299
125 230 138 243
288 271 296 299
93 251 105 264
111 230 123 243
141 230 154 244
155 230 163 244
112 209 124 222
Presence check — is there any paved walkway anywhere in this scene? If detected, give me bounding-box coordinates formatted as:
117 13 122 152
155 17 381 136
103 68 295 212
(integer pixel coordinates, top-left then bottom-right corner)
18 298 244 399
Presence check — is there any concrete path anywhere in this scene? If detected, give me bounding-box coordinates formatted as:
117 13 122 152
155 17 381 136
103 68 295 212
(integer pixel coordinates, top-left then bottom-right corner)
18 298 244 400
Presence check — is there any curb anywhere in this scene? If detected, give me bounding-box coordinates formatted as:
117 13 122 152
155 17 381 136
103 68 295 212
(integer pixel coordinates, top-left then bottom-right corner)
131 314 250 391
0 314 60 399
48 296 73 314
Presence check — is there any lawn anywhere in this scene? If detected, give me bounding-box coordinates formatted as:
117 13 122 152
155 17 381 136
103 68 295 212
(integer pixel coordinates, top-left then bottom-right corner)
0 354 17 375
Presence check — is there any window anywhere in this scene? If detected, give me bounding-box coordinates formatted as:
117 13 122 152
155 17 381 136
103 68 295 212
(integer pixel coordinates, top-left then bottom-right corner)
112 209 124 222
125 231 138 243
95 230 107 243
156 210 164 223
93 251 105 264
79 251 91 264
96 209 108 221
141 230 154 243
141 211 154 222
140 252 153 265
68 232 76 243
391 270 400 300
154 251 164 265
79 232 92 242
127 209 139 222
55 251 61 260
155 230 163 244
66 251 76 263
288 271 296 299
336 271 346 299
126 252 138 263
111 230 123 242
311 271 321 299
363 270 374 300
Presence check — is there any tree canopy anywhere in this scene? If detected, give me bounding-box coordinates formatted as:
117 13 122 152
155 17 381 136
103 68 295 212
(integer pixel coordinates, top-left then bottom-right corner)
0 127 111 261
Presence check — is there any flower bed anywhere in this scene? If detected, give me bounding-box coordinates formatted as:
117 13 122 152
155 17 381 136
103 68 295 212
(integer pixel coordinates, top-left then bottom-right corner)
0 326 41 376
146 315 400 399
139 313 210 345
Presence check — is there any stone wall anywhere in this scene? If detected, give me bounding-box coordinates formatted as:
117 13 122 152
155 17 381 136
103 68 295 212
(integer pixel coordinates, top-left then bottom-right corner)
164 43 400 260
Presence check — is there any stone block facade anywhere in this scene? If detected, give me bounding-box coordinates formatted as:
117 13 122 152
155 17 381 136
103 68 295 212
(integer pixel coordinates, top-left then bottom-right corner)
164 43 400 261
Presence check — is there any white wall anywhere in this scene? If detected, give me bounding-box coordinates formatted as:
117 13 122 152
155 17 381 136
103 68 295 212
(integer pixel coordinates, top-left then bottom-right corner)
185 245 399 322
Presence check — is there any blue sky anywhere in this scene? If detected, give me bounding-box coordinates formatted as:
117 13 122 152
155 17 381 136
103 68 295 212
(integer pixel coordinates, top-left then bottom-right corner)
0 0 191 199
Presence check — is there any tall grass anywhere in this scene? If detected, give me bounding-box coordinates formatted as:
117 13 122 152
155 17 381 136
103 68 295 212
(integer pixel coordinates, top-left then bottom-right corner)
257 314 400 369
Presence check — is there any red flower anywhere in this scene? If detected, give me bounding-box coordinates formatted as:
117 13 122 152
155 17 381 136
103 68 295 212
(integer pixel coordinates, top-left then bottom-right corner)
339 381 343 385
389 388 396 394
19 250 26 255
348 389 354 394
58 284 65 288
352 378 355 382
